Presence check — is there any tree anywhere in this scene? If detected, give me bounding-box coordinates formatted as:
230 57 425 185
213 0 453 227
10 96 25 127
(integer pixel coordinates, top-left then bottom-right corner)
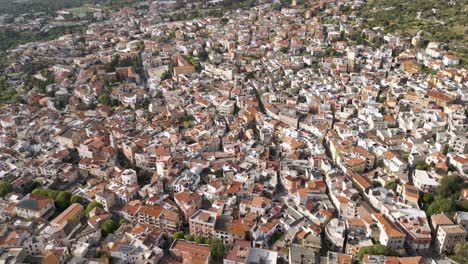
386 182 398 192
209 238 225 258
453 241 468 263
98 94 112 106
415 162 429 171
161 70 172 80
437 175 461 197
198 50 209 61
195 235 205 244
101 219 117 237
70 195 83 204
0 181 12 197
55 191 72 211
85 201 102 218
356 245 394 261
426 197 456 216
172 231 185 240
119 218 130 226
184 234 194 241
22 181 40 194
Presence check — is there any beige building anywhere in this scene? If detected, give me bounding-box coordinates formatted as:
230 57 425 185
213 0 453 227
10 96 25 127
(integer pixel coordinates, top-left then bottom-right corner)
15 194 55 220
189 209 217 238
434 224 466 254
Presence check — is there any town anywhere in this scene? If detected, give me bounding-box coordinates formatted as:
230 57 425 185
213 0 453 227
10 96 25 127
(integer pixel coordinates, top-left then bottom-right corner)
0 0 467 263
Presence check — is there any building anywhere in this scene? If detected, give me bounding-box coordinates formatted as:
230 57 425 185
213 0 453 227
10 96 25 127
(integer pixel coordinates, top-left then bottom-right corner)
413 170 439 192
372 213 406 251
224 240 251 264
289 243 320 264
136 204 180 234
170 239 211 264
454 211 468 231
450 131 468 154
362 255 423 264
120 169 138 185
15 194 55 220
43 248 70 264
50 203 84 238
189 209 217 238
324 218 345 252
434 224 466 254
174 191 202 221
94 190 116 211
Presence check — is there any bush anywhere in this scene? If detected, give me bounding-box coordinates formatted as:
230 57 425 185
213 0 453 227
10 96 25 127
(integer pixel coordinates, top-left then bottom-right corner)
85 201 102 218
184 234 194 241
172 231 185 240
0 181 12 197
70 195 83 204
101 219 117 237
357 245 396 261
195 235 205 244
209 238 225 258
32 187 73 212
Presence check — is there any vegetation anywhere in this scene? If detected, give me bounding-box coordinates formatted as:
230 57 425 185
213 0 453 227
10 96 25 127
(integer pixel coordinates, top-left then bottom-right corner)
21 181 40 195
194 235 205 244
98 93 120 107
356 244 402 261
70 195 83 204
451 241 468 264
32 187 73 212
85 201 102 218
119 218 130 226
415 162 430 171
270 231 283 244
0 181 12 197
185 53 202 72
184 234 194 241
422 175 466 216
0 77 22 103
360 0 467 67
209 238 226 258
101 219 117 237
172 231 185 240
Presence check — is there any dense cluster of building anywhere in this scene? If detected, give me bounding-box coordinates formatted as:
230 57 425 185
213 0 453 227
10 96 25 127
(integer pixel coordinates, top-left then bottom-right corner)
0 0 467 263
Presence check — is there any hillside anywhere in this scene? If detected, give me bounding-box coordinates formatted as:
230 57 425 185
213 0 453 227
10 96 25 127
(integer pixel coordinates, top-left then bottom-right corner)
360 0 467 66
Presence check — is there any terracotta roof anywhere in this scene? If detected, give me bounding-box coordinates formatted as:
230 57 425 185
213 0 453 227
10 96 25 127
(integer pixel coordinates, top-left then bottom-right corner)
51 203 83 226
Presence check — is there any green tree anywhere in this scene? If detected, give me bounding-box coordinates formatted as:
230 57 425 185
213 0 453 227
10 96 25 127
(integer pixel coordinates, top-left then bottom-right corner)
0 181 12 197
70 195 83 204
437 175 461 197
184 234 194 241
85 201 102 218
98 94 112 106
101 219 117 236
386 182 398 192
453 241 468 263
198 50 209 61
356 245 394 261
194 235 205 244
161 70 172 80
426 197 456 216
119 218 130 226
172 231 185 240
55 191 72 211
209 238 225 258
21 181 40 194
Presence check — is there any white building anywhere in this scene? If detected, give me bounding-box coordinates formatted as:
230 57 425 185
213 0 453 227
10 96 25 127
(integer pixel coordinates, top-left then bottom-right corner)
413 170 440 192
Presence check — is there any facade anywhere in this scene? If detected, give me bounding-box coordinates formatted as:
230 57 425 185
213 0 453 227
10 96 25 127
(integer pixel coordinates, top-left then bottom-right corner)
136 204 180 234
434 224 466 254
189 209 217 238
373 214 406 251
15 194 55 220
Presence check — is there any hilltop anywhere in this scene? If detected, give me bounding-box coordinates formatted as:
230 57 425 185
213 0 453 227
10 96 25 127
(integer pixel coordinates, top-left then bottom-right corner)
360 0 467 66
